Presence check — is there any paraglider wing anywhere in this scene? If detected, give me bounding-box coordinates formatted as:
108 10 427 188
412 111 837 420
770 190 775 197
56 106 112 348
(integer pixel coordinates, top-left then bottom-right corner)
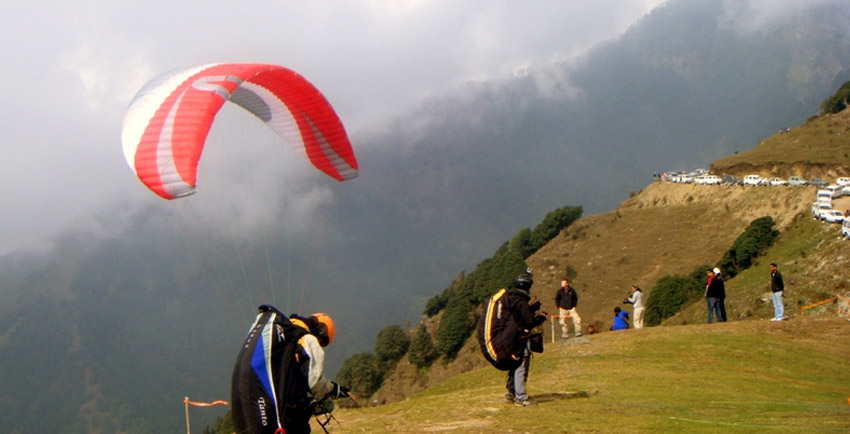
122 63 358 200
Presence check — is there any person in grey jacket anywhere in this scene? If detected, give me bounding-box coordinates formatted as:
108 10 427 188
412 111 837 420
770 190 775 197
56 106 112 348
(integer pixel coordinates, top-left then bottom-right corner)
623 285 645 329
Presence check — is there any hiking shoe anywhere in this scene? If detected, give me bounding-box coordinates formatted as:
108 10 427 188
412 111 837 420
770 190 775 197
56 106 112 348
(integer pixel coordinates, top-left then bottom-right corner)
514 399 535 407
575 332 583 337
561 333 568 338
504 394 516 403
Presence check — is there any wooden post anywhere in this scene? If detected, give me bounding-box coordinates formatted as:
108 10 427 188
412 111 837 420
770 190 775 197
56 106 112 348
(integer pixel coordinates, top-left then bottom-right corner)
184 397 191 434
550 316 555 343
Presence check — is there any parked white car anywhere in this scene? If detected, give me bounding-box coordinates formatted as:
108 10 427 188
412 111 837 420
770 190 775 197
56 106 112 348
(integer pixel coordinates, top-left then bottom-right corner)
768 177 787 186
742 174 765 186
836 177 850 187
843 219 850 239
787 176 807 186
822 210 845 223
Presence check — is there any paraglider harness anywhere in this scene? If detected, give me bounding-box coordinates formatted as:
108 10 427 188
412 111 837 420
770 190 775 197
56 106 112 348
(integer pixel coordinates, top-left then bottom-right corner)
232 305 348 434
478 289 544 371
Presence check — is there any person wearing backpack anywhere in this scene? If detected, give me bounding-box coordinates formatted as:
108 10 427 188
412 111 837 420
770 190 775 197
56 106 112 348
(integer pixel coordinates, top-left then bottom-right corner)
231 305 350 434
503 272 547 407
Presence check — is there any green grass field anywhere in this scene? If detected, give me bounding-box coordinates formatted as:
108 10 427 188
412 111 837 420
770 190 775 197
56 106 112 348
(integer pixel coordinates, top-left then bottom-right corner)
327 317 850 433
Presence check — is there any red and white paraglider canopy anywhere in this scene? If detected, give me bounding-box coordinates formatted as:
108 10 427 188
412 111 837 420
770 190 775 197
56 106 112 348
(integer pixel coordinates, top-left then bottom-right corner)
122 63 359 200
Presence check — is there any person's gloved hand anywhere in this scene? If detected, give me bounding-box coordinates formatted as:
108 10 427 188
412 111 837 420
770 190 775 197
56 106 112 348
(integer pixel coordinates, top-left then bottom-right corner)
533 313 547 326
331 382 350 398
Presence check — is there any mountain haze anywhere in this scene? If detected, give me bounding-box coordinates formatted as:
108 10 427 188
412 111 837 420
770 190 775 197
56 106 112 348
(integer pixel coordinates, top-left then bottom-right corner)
1 1 850 432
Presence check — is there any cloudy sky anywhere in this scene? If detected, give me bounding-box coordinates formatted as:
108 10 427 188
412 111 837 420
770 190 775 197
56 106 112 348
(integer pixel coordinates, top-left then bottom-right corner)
0 1 680 256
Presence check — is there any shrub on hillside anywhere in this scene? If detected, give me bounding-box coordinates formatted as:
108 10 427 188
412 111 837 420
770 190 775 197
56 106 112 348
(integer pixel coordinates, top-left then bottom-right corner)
689 264 714 282
421 205 580 318
470 247 527 303
408 325 438 369
645 274 703 326
374 325 410 363
435 296 474 359
510 228 534 259
337 351 383 398
820 80 850 114
528 206 583 256
717 216 779 278
424 291 449 317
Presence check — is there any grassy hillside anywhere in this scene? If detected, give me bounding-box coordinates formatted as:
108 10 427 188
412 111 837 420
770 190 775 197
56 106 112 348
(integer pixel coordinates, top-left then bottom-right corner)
526 182 819 333
329 316 850 433
712 108 850 177
668 206 850 326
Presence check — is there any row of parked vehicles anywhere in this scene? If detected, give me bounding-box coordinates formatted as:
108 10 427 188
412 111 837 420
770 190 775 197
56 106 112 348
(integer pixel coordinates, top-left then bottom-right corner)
738 175 849 187
808 184 850 240
664 171 850 190
663 170 850 239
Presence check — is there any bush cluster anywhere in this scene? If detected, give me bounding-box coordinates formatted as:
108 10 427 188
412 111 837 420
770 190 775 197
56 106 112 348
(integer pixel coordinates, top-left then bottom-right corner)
407 325 438 369
510 206 583 259
336 352 384 397
644 274 705 326
336 324 411 398
374 325 410 363
820 80 850 115
717 216 779 278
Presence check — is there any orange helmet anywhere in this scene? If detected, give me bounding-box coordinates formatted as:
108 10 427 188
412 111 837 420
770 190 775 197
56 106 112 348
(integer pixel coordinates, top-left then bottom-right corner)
311 313 336 346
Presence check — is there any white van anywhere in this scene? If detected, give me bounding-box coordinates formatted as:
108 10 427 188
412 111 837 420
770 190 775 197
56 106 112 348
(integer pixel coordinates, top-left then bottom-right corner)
843 219 850 239
743 175 764 186
817 189 833 204
826 185 844 198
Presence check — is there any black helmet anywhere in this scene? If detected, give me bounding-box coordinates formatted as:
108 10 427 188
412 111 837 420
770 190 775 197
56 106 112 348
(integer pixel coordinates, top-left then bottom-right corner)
513 273 533 291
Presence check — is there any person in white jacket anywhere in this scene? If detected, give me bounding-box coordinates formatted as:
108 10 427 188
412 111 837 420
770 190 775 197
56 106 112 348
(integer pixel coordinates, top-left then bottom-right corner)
624 285 645 329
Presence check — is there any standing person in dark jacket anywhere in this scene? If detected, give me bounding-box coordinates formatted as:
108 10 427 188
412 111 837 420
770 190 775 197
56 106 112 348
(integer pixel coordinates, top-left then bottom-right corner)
769 263 785 321
505 272 547 407
713 268 727 322
705 269 724 323
555 279 582 338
